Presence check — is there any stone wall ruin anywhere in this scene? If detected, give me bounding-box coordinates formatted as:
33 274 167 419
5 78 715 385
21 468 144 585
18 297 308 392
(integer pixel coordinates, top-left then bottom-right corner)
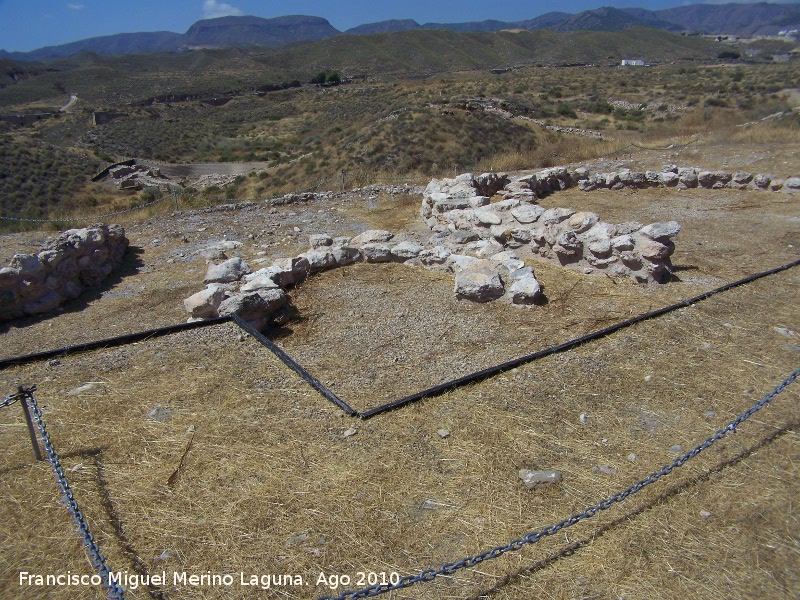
182 162 799 331
0 224 128 322
422 169 680 285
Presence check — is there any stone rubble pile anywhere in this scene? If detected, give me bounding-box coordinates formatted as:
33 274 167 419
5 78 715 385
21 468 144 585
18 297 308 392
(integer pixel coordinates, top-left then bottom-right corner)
0 224 128 321
109 164 174 191
516 115 606 139
183 223 550 331
422 163 799 291
422 170 681 286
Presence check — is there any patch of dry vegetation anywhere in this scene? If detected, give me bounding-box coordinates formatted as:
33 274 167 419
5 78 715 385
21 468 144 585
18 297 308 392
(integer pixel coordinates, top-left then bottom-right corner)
3 60 800 225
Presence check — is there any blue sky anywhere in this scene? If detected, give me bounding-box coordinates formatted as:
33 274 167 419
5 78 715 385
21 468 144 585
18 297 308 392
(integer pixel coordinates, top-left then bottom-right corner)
1 0 797 52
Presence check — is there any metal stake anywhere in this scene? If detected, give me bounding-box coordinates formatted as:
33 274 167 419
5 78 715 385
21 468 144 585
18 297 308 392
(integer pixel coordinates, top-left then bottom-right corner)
18 387 43 461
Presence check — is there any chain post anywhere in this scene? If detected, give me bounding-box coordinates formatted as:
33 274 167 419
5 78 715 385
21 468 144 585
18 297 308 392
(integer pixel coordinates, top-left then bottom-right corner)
18 386 43 461
341 170 346 192
22 386 127 600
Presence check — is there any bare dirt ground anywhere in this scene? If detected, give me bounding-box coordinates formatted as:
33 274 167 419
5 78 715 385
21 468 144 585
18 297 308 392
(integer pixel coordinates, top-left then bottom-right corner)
1 143 799 599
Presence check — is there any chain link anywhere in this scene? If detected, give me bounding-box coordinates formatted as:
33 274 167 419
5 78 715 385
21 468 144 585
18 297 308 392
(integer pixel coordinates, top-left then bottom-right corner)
0 194 174 223
319 366 800 600
1 391 21 409
1 137 704 225
20 386 127 600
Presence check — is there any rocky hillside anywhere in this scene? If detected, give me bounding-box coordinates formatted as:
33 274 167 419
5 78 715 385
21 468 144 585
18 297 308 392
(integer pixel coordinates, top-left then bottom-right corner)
0 15 340 62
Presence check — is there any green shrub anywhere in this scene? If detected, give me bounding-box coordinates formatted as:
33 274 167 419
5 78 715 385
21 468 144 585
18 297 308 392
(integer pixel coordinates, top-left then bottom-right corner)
141 186 161 201
557 103 577 119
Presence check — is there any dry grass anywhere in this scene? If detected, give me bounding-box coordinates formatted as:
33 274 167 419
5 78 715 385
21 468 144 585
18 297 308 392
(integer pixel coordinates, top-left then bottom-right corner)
1 143 800 599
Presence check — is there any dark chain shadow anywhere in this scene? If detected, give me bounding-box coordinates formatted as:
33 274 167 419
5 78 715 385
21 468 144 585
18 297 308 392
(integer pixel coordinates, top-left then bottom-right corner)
1 444 166 599
92 451 168 600
467 420 799 600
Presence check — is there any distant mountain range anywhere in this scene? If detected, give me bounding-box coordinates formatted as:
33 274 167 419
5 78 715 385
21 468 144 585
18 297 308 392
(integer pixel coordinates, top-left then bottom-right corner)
2 3 799 62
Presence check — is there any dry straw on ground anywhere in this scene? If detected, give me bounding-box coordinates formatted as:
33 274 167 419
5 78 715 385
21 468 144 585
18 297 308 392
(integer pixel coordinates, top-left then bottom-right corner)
1 144 799 600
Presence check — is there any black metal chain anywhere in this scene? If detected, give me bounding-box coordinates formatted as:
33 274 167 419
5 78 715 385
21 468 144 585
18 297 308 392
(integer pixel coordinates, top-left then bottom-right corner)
319 366 800 600
21 386 127 600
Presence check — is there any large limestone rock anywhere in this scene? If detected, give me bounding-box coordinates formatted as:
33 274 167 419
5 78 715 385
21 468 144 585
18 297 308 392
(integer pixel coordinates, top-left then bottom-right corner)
23 291 63 315
333 246 362 266
418 246 451 265
361 243 393 263
204 257 250 284
511 205 544 224
300 249 336 272
240 275 280 293
454 262 505 302
390 241 424 261
270 257 310 287
217 288 288 329
508 275 543 305
639 221 681 242
184 285 228 318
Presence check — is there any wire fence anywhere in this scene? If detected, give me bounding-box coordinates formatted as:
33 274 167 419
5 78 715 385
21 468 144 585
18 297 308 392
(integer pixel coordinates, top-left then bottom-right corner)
0 194 175 224
0 137 702 227
4 366 798 600
2 129 791 598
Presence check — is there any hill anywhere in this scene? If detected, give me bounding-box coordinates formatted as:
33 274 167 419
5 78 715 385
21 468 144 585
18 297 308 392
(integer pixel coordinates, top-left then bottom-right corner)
262 27 722 77
0 27 726 110
0 15 341 62
517 12 573 30
183 15 339 48
4 4 800 63
652 2 800 36
0 58 39 87
552 7 683 33
0 32 184 63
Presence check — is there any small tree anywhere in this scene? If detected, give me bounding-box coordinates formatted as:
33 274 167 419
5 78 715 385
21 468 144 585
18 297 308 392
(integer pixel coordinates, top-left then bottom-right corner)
310 71 327 85
326 71 341 85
